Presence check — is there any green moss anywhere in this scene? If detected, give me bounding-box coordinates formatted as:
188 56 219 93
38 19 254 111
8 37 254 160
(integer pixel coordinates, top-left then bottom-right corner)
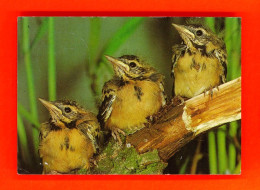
96 154 114 173
136 162 167 174
124 148 139 170
94 141 116 173
93 137 167 174
77 168 90 174
138 150 161 166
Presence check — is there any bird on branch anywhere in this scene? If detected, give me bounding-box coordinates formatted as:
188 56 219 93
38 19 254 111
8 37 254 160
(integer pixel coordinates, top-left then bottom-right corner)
98 55 166 144
171 23 227 99
38 98 100 174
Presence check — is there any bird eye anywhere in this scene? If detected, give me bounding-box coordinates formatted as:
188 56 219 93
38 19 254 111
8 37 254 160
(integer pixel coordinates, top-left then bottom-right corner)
129 62 136 68
64 107 71 113
196 30 203 36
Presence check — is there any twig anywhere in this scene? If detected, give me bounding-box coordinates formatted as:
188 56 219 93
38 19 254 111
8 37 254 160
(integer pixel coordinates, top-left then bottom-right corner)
190 137 203 174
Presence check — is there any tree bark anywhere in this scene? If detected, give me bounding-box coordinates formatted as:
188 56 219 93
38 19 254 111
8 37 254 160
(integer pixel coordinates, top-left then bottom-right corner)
127 77 241 161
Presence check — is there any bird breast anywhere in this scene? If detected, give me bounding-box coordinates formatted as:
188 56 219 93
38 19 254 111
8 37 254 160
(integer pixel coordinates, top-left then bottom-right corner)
174 51 223 98
106 80 163 132
39 128 94 173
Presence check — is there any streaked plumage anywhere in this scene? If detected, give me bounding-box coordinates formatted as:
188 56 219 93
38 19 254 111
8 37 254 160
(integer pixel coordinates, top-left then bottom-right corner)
98 55 166 144
38 99 100 174
171 23 227 98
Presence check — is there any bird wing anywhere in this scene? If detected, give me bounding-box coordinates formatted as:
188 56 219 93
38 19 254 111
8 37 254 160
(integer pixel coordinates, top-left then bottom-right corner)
171 44 187 96
39 122 52 142
159 81 167 106
97 81 117 128
214 49 227 83
38 122 52 156
76 118 101 153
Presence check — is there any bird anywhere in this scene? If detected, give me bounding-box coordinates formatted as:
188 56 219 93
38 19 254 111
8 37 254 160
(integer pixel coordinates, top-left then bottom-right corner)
171 23 227 99
97 55 166 144
38 98 100 174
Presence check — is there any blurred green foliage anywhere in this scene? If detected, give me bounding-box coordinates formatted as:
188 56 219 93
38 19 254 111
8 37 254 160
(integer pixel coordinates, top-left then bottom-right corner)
17 17 241 174
205 17 241 174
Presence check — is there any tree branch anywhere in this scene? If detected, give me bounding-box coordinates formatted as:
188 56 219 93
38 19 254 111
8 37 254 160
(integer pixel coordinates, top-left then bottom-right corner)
127 77 241 161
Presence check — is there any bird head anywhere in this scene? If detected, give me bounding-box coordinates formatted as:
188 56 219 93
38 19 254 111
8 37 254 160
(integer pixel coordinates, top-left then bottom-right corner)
105 55 157 81
172 23 226 53
39 98 85 129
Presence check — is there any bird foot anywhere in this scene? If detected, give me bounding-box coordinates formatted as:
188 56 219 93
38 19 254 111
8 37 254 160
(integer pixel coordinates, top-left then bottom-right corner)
111 128 126 145
146 115 154 124
204 85 219 100
89 158 97 167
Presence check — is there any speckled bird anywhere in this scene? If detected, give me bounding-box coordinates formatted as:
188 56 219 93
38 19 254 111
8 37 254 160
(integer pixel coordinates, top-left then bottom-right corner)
98 55 166 144
38 98 100 174
171 23 227 98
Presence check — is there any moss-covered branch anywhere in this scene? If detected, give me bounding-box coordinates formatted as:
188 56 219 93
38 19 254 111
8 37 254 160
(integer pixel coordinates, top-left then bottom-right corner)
92 137 167 174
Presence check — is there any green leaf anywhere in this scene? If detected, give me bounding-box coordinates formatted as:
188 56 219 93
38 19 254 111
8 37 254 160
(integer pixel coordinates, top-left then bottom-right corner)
17 112 32 166
208 131 218 174
179 156 190 174
204 17 215 32
30 18 48 50
22 17 39 154
48 17 56 101
18 102 40 128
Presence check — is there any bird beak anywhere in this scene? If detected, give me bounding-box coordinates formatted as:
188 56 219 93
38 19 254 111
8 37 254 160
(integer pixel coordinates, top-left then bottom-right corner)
105 55 130 72
172 23 195 41
39 98 62 120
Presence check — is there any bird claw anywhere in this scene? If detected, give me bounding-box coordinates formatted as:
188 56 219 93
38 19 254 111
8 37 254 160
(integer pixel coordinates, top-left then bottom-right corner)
111 128 126 145
204 85 219 100
210 89 213 98
89 158 97 167
146 115 154 124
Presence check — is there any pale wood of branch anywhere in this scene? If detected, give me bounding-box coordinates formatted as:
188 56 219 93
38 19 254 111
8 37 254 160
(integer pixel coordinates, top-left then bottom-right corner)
127 77 241 161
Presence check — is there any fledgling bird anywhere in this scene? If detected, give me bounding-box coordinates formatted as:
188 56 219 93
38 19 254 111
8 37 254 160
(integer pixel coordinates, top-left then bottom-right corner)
98 55 166 144
38 98 100 174
171 23 227 98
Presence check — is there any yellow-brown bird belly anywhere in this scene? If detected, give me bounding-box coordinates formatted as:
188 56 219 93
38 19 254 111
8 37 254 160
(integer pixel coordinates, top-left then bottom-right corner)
106 80 164 133
174 52 223 98
39 128 94 174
